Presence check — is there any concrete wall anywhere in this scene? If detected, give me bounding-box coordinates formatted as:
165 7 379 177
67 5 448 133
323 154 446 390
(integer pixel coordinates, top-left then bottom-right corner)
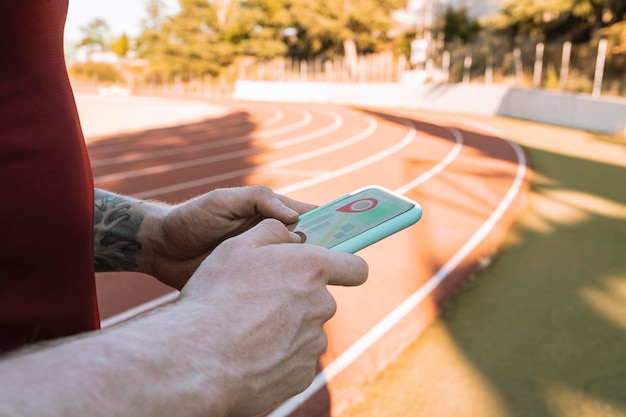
498 88 626 134
234 80 626 134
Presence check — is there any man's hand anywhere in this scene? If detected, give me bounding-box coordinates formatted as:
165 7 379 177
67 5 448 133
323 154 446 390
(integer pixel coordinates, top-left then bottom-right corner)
1 219 367 417
179 219 368 416
144 186 316 289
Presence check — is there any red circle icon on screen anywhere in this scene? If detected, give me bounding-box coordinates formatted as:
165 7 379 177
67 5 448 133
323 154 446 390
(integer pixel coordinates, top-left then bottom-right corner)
337 198 378 213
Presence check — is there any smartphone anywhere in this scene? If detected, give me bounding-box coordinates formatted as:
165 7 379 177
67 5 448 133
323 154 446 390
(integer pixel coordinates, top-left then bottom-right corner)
287 185 422 253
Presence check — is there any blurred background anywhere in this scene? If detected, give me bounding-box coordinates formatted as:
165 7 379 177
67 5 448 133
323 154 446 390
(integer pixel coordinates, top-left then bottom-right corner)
64 0 626 98
64 2 626 416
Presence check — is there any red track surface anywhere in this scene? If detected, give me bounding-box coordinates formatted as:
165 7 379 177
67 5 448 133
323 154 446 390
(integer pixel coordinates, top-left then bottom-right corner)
88 98 529 416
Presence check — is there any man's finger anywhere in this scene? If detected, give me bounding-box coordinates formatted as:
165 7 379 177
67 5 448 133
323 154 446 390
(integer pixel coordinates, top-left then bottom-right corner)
275 194 318 216
256 191 317 224
238 219 302 247
323 251 369 287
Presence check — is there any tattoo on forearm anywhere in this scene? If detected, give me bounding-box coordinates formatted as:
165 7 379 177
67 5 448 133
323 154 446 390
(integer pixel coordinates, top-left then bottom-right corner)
94 190 144 272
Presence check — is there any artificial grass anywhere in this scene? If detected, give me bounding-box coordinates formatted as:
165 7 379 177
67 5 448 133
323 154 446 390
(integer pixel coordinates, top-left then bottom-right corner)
339 118 626 417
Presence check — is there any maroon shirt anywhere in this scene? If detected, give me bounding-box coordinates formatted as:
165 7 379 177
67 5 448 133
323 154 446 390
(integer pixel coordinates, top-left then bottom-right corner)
0 0 100 352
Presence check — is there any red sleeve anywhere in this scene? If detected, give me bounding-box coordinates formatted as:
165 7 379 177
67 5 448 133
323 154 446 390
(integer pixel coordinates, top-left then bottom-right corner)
0 0 100 352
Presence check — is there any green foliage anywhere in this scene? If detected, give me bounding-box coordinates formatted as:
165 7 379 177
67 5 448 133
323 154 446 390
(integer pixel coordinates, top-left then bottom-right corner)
600 20 626 54
135 0 407 73
222 0 289 59
79 18 112 47
111 33 130 57
138 0 234 79
492 0 626 43
287 0 401 56
345 0 402 53
143 0 168 30
136 0 170 66
287 0 346 57
68 62 124 83
127 0 626 90
439 6 481 46
544 64 559 89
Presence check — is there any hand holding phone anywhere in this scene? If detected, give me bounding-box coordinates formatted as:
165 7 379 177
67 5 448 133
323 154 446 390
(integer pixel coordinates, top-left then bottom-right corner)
287 186 422 253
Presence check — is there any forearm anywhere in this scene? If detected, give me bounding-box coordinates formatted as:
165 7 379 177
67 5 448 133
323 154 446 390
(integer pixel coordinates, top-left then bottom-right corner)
94 185 318 289
0 219 368 417
0 302 231 417
93 189 168 275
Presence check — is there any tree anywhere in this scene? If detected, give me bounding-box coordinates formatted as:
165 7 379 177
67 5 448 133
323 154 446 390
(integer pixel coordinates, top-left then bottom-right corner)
601 20 626 54
439 6 481 46
222 0 290 59
79 18 112 48
68 62 124 83
492 0 626 43
135 0 168 69
136 0 172 74
137 0 234 79
285 0 404 58
345 0 404 53
223 0 405 59
143 0 169 31
167 0 233 78
135 0 408 75
111 33 130 57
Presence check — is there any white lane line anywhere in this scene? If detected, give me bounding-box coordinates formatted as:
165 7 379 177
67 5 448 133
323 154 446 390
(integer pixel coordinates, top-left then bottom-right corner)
90 108 289 167
275 118 416 195
267 127 527 417
102 114 412 325
88 107 304 157
87 121 254 157
92 110 344 183
129 115 377 199
256 109 313 138
101 117 525 417
100 117 446 332
260 108 284 127
100 291 179 328
91 109 320 176
267 168 330 177
395 127 463 195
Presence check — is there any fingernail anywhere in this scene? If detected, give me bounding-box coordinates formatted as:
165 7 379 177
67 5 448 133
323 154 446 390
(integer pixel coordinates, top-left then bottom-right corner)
289 231 303 243
293 231 307 243
282 206 299 218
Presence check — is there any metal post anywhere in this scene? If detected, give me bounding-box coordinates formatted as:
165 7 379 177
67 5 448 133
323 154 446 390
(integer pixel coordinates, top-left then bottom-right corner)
514 47 523 85
485 54 493 84
463 53 472 84
533 42 544 88
442 51 450 83
592 39 607 98
300 59 307 81
560 41 571 90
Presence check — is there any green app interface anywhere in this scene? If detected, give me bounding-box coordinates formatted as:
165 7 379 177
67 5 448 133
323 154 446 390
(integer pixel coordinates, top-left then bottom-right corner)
288 188 414 249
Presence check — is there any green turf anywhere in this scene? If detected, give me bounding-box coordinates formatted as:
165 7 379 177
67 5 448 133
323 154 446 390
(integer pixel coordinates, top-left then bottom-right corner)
340 118 626 417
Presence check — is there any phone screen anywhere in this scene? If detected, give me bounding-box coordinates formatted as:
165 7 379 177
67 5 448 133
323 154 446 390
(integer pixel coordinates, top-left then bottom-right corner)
288 188 415 249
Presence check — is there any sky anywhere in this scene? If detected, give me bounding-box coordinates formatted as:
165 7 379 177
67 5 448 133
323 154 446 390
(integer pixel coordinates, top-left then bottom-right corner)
64 0 180 43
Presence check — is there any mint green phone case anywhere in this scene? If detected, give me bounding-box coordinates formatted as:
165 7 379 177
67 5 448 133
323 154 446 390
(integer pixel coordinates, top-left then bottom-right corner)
290 185 422 253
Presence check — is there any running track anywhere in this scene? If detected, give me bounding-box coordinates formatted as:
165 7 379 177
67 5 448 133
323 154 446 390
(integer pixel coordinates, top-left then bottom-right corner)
87 98 529 416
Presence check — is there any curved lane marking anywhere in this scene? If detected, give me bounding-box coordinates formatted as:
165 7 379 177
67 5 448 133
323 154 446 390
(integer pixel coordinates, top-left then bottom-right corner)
91 108 316 169
93 110 344 183
275 117 416 195
130 115 378 198
90 107 289 168
267 125 527 417
89 107 307 158
101 115 526 417
101 116 462 333
260 108 284 127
